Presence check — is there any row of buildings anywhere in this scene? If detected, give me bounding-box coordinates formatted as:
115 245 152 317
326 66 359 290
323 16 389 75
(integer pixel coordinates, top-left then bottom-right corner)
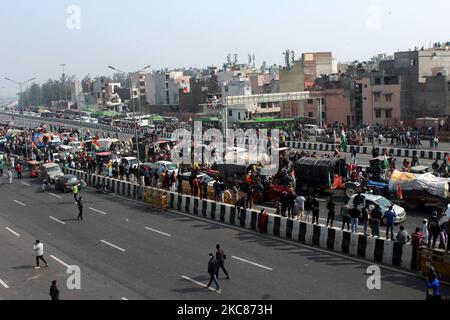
70 43 450 127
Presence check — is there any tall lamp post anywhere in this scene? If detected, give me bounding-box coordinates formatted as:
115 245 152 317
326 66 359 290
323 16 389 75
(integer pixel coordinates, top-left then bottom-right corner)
5 77 37 160
370 75 375 149
108 65 151 183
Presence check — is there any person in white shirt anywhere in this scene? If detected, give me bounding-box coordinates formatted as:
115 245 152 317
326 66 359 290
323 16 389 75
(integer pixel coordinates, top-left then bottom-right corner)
295 196 305 221
33 240 48 269
422 219 429 246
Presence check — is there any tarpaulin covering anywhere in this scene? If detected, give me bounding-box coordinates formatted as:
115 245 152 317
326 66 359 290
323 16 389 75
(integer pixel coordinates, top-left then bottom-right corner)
388 170 450 199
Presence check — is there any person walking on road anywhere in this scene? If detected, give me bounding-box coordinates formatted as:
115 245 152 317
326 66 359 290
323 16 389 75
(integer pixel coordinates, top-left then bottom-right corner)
50 280 60 300
34 240 48 269
8 167 12 184
215 245 230 280
76 197 84 221
207 253 221 292
15 163 22 180
73 184 79 203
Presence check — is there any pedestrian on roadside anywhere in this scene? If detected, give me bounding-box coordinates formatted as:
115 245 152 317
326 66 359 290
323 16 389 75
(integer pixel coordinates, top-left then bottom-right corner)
362 203 371 236
287 192 296 219
428 212 440 248
34 240 48 269
384 206 397 241
426 271 441 301
50 280 59 300
15 163 22 179
304 195 313 224
311 195 320 225
396 226 411 245
341 204 351 231
326 196 336 228
8 167 12 184
76 197 83 221
349 205 361 233
411 227 423 271
295 195 305 222
215 245 230 280
370 204 383 237
422 219 429 246
245 184 253 210
207 253 220 292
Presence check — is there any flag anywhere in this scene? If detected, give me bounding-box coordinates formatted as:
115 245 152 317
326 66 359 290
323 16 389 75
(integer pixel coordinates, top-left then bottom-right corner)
340 128 347 148
397 181 403 200
384 155 390 170
328 172 332 188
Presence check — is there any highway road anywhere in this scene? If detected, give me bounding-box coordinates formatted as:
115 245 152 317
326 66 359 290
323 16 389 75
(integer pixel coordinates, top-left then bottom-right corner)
0 174 443 300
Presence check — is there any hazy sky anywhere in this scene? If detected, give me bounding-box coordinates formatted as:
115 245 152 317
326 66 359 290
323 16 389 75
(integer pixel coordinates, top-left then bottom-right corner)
0 0 449 94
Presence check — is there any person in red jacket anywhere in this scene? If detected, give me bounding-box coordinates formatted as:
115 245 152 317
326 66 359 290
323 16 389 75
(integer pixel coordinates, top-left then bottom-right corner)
15 163 22 180
258 209 268 233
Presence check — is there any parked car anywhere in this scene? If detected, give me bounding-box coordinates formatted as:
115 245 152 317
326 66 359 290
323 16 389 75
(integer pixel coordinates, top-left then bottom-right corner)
346 193 407 224
156 161 178 175
55 175 86 193
304 124 325 136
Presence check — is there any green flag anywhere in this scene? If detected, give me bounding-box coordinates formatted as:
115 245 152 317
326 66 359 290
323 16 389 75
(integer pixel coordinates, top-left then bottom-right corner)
340 128 347 148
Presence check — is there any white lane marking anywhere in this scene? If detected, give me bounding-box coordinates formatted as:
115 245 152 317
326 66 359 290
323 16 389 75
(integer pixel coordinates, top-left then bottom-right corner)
0 279 9 289
83 184 416 277
14 200 26 207
49 216 66 225
100 240 126 252
89 207 107 215
21 182 31 187
120 297 128 300
5 227 20 237
145 227 171 237
181 275 218 292
50 255 70 268
49 193 62 199
232 256 273 271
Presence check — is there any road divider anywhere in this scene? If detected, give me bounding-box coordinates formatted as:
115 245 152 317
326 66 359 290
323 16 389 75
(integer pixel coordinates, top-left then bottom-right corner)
5 227 20 237
100 240 126 252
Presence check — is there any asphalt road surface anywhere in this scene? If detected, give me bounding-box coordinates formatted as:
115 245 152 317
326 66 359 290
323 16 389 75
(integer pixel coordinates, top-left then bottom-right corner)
0 174 445 300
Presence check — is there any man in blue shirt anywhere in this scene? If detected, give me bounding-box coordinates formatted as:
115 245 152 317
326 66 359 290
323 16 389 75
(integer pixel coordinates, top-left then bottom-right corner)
384 206 397 241
426 272 441 301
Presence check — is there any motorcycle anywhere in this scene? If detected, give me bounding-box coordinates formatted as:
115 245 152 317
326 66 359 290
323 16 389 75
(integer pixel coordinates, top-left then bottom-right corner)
96 182 111 194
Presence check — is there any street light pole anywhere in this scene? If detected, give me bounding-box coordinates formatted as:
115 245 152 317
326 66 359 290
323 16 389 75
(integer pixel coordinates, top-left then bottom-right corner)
5 77 37 160
108 65 151 184
370 75 375 149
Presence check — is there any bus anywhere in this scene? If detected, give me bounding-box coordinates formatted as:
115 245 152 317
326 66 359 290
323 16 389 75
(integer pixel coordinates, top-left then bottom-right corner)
237 117 296 130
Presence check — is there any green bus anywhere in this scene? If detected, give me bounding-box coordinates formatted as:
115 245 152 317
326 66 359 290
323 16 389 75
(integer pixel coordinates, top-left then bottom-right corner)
237 117 295 130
